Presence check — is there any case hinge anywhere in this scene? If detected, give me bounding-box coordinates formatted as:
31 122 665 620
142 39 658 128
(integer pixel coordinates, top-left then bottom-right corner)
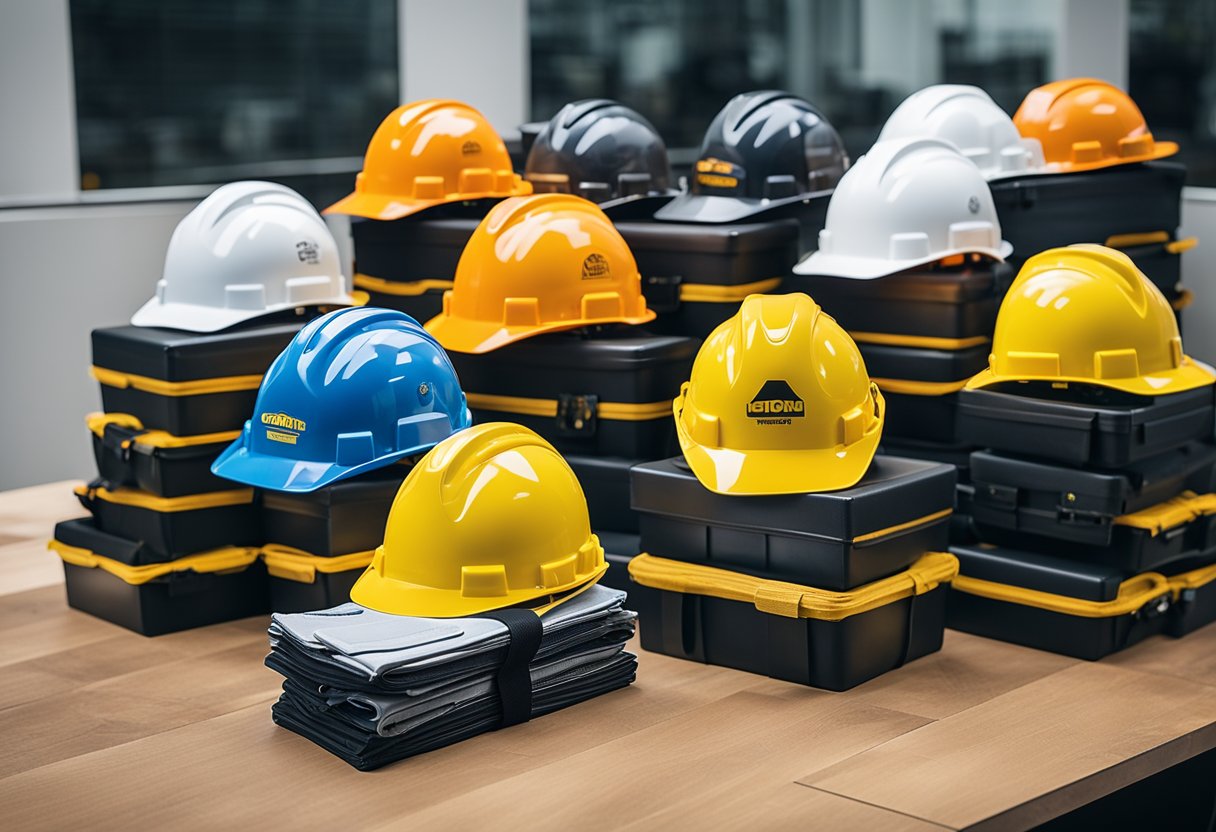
556 394 599 435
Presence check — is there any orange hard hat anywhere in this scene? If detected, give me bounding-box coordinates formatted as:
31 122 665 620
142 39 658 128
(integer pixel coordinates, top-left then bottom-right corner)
1013 79 1177 173
325 99 531 220
424 194 654 353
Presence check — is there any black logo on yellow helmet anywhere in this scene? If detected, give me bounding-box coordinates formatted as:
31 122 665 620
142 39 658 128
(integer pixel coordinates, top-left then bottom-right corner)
581 253 610 279
461 140 482 155
747 380 804 425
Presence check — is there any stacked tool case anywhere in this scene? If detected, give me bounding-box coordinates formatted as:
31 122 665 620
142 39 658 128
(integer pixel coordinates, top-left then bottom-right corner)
949 380 1216 658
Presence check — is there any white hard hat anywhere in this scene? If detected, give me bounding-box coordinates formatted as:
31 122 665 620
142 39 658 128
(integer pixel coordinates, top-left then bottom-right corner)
131 181 355 332
877 85 1047 180
793 137 1012 280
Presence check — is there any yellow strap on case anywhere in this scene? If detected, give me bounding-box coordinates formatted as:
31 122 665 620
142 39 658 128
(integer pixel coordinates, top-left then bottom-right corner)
91 365 263 397
48 539 259 585
465 392 674 422
849 331 991 351
627 552 958 621
1171 289 1194 311
950 571 1171 618
353 274 455 297
260 544 375 584
1166 237 1198 255
871 377 969 396
1105 231 1170 248
74 484 253 511
1168 562 1216 595
85 412 239 449
851 508 954 544
677 277 783 304
1114 491 1216 536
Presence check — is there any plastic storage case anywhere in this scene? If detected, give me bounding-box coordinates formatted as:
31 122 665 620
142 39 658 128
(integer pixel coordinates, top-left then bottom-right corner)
861 342 990 444
75 482 261 559
957 383 1215 468
51 518 267 636
991 162 1187 296
349 211 487 324
789 259 1013 344
262 545 372 614
629 552 957 690
259 466 409 558
87 413 234 498
614 220 800 338
947 543 1174 660
597 530 641 593
970 443 1216 547
567 454 639 533
448 327 696 458
91 321 304 436
631 455 955 591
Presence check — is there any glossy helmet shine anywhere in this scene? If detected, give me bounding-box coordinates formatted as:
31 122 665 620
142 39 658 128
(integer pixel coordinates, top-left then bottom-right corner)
655 90 848 223
211 307 471 492
131 181 355 333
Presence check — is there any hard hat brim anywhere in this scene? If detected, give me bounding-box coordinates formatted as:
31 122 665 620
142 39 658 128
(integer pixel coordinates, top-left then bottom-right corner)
209 438 419 493
130 294 358 333
965 355 1216 397
349 552 608 618
1039 141 1179 175
597 192 679 219
323 181 532 221
653 191 828 224
674 391 884 495
792 240 1013 280
425 308 657 354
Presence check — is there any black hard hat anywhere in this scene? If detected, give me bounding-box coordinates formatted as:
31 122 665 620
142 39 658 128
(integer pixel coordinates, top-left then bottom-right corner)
655 90 848 223
525 99 677 213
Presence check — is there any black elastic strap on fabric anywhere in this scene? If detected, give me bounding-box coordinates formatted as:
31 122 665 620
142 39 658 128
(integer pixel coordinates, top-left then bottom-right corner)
480 609 543 729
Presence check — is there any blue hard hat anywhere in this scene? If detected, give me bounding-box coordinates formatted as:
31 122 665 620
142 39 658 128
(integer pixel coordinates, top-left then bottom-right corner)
211 307 472 492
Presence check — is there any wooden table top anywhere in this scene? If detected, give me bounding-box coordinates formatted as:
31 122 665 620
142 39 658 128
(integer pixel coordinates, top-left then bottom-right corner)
1 480 1214 831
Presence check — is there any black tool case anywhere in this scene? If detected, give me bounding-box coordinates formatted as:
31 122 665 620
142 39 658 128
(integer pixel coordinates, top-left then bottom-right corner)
567 454 639 533
87 413 234 498
259 466 410 558
349 210 487 324
790 259 1013 343
862 341 990 444
74 482 261 559
597 530 641 593
91 321 304 436
628 552 957 691
448 327 696 458
51 518 267 636
614 220 800 338
261 545 371 614
947 543 1173 660
631 455 955 591
957 383 1215 468
970 443 1216 547
990 161 1187 294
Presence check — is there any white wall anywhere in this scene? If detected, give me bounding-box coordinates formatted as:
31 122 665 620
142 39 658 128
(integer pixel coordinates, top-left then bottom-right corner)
1181 190 1216 366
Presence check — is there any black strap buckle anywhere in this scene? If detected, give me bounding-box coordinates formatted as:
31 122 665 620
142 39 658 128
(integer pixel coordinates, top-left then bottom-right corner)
556 393 598 435
643 274 682 313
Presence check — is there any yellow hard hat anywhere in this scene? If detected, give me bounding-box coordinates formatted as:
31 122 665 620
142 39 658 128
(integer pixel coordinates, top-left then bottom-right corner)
424 194 654 353
1013 79 1177 173
350 422 607 618
968 245 1214 395
324 99 531 221
674 293 884 495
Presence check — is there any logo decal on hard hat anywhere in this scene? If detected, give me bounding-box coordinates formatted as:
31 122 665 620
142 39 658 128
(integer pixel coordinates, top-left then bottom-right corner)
261 411 306 445
295 240 320 264
581 253 611 279
967 196 980 214
695 157 743 190
746 380 805 425
461 140 482 155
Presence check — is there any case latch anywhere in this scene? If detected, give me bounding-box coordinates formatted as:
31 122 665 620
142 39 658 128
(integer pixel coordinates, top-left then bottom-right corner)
1134 593 1172 620
643 274 683 313
556 393 599 435
978 483 1019 511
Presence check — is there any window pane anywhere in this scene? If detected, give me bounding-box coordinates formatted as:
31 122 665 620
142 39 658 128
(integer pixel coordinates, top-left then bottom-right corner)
69 0 398 204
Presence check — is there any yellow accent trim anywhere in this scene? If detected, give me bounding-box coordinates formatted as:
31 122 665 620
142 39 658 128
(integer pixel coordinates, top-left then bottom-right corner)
850 331 991 351
48 539 259 585
852 508 954 544
74 484 253 511
260 544 375 584
91 365 263 397
1114 491 1216 536
1172 289 1194 311
1169 562 1216 595
86 412 239 449
465 392 674 421
627 552 958 621
677 277 783 304
353 273 455 297
525 172 571 184
950 571 1171 618
871 377 969 396
1105 231 1169 248
1166 237 1199 255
